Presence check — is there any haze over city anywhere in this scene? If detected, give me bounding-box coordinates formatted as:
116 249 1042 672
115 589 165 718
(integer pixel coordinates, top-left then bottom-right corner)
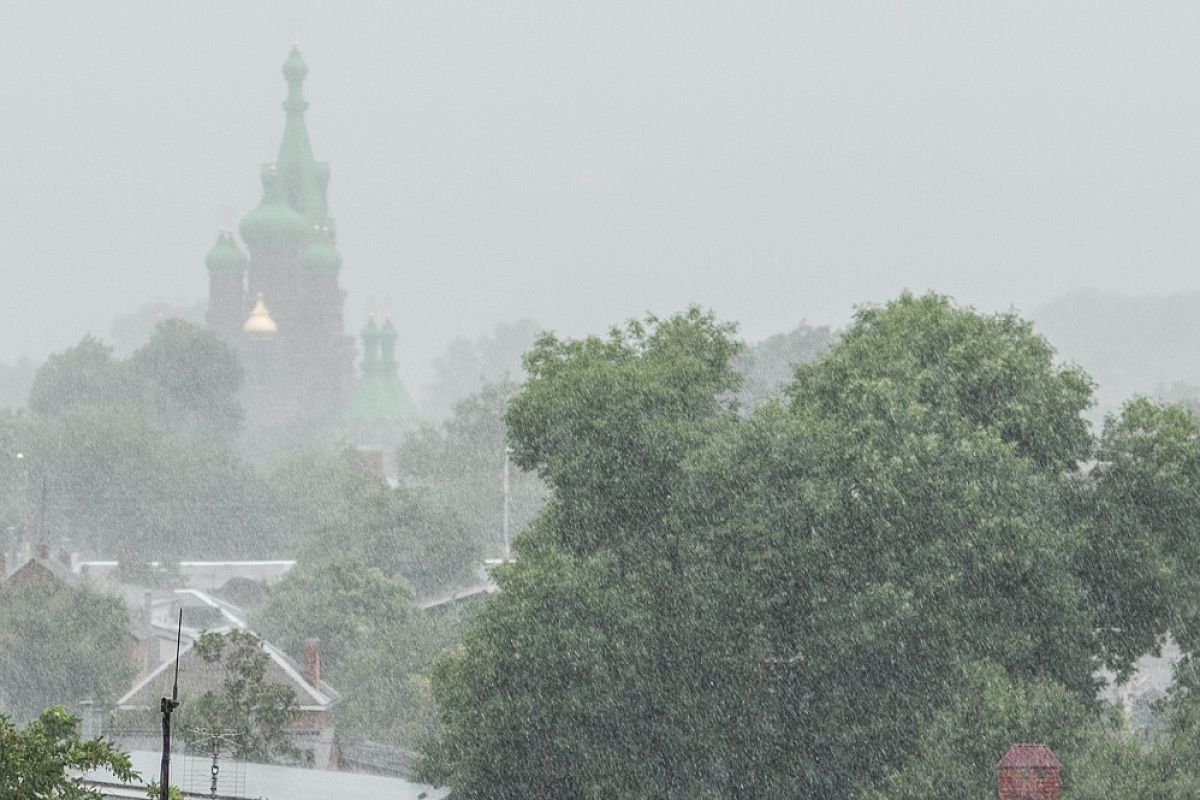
11 6 1200 799
6 2 1200 386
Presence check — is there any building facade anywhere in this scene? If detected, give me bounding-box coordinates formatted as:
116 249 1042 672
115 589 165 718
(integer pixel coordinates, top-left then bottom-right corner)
205 45 355 426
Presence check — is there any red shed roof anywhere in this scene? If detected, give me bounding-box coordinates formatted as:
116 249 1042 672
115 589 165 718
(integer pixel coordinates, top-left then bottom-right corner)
997 744 1061 769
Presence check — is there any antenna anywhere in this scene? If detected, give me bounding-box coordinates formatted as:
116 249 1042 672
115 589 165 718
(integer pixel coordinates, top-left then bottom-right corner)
172 609 182 703
159 609 183 800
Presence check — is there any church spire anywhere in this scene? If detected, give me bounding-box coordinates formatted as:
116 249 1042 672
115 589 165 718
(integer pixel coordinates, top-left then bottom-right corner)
282 42 309 114
276 43 327 224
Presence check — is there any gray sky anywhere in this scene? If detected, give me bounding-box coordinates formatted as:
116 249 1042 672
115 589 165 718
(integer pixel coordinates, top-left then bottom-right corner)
4 2 1200 387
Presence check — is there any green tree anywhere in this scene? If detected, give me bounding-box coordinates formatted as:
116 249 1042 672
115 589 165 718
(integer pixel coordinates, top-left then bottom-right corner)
423 319 541 421
866 661 1093 800
0 580 134 722
180 630 307 765
1080 398 1200 670
128 318 244 440
27 337 139 418
295 477 479 598
396 380 546 560
0 411 35 536
253 554 448 748
0 706 136 800
253 555 429 676
429 295 1173 799
732 322 836 411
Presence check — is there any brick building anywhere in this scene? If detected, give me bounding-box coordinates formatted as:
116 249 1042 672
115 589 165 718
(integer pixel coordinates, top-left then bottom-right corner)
204 45 355 427
997 743 1061 800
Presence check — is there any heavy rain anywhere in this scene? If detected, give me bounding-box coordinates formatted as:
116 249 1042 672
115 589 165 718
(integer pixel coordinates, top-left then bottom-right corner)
4 4 1200 799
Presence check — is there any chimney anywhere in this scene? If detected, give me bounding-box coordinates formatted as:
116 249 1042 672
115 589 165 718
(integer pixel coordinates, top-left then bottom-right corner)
303 638 321 689
36 543 49 561
998 744 1061 800
0 550 6 578
19 541 30 563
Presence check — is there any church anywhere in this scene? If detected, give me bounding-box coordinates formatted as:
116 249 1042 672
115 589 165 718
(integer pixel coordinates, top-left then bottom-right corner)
203 45 416 436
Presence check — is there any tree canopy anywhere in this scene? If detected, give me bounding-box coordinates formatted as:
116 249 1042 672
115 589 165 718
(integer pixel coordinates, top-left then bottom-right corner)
180 630 307 765
396 380 546 560
0 706 136 800
426 293 1200 799
0 579 133 722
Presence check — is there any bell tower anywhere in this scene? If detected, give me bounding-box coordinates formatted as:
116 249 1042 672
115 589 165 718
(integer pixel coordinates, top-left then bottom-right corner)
205 44 355 426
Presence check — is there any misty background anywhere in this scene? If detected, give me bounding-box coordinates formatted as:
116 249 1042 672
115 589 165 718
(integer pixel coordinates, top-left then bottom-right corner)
4 2 1200 408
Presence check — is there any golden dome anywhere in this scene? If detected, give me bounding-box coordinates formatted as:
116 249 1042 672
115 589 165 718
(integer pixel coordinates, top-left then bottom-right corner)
243 293 278 335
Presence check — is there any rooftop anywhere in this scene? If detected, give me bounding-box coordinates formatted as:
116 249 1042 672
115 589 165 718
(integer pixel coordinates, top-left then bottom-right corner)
997 743 1061 769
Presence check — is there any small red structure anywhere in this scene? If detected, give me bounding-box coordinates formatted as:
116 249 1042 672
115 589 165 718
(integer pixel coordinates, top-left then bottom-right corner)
997 743 1061 800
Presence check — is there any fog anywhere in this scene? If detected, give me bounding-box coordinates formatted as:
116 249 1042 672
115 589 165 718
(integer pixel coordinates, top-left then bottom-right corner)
12 6 1200 797
6 2 1200 387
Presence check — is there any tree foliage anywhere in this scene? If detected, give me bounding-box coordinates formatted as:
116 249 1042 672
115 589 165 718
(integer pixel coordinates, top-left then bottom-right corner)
423 319 541 421
427 294 1200 799
732 321 835 411
396 380 546 560
180 630 307 765
294 475 479 599
0 706 136 800
0 580 133 722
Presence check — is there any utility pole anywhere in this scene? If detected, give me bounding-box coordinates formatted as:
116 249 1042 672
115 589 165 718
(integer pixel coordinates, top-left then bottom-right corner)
502 446 512 561
160 610 183 800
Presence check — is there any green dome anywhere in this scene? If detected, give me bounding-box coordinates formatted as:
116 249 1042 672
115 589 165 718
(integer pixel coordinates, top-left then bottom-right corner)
205 230 247 273
239 165 307 251
282 43 309 83
345 314 418 428
299 226 342 273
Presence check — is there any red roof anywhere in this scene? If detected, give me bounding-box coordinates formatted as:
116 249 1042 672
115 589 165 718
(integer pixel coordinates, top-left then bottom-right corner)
997 744 1061 769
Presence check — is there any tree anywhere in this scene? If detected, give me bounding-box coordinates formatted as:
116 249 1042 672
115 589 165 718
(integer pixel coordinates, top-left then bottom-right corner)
252 555 451 749
395 380 546 560
180 630 307 765
26 337 138 418
428 295 1175 799
865 661 1093 800
0 410 34 536
423 319 541 421
732 322 835 411
1078 397 1200 670
108 301 206 356
505 307 741 556
25 407 276 558
0 706 136 800
128 318 243 441
431 308 746 798
295 476 480 599
253 555 429 677
0 580 134 722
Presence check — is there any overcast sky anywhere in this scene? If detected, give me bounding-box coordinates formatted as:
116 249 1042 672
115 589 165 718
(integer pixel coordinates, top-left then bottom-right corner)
4 2 1200 385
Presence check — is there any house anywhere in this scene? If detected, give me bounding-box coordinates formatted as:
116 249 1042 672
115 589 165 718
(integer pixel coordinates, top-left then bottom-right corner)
4 543 75 586
112 589 340 769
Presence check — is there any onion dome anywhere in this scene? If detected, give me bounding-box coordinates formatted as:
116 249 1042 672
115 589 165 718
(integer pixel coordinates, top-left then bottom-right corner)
239 164 307 251
243 293 279 336
205 229 247 274
282 43 309 86
299 225 342 273
344 314 419 428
